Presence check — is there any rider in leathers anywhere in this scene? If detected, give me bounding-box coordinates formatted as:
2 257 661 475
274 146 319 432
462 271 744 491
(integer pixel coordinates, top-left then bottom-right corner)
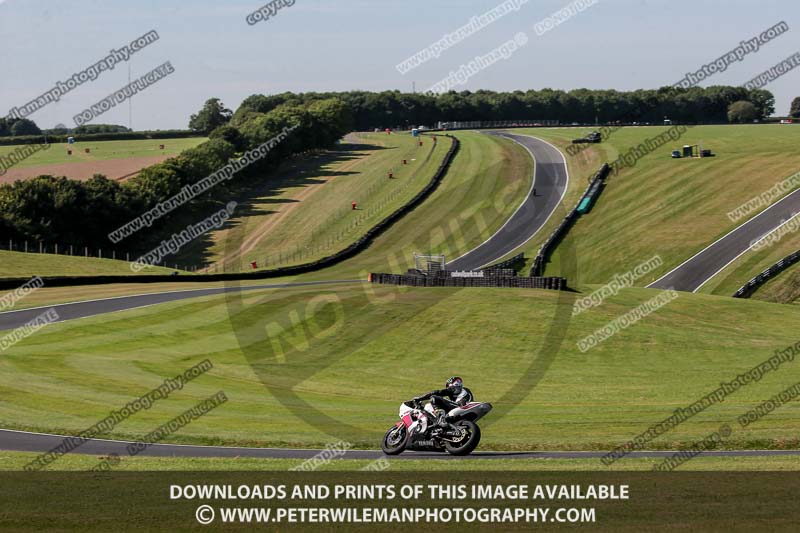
414 377 473 429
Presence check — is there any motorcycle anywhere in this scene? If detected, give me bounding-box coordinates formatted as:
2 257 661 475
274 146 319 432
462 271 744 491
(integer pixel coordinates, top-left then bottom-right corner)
381 398 492 456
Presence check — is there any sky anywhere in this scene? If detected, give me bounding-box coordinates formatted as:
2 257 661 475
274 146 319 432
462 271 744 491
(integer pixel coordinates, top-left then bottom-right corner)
1 0 799 130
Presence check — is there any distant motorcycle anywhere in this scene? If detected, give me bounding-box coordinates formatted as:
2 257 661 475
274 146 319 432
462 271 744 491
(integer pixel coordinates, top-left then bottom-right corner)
381 398 492 456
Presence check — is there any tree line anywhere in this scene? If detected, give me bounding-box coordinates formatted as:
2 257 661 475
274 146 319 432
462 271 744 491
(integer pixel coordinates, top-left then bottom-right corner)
0 85 790 260
0 98 352 255
232 86 777 130
0 117 41 137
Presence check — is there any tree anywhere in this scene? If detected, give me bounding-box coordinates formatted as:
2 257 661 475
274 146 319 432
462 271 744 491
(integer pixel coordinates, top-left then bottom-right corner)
74 124 131 134
790 97 800 118
209 125 245 151
9 118 41 136
188 98 232 133
727 101 759 123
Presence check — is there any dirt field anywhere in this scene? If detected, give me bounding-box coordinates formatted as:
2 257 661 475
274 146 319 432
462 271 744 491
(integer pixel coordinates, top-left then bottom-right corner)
0 154 172 184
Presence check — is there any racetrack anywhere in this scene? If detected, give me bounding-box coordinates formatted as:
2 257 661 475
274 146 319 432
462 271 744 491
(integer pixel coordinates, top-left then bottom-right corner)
1 134 798 461
0 279 363 331
0 132 579 460
648 187 800 292
447 132 568 270
5 429 798 460
0 132 565 333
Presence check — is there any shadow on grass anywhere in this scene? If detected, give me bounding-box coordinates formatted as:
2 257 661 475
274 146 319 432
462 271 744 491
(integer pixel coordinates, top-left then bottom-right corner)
163 140 388 269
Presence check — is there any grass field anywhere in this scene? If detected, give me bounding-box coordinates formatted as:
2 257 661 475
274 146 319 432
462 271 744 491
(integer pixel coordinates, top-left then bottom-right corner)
128 130 532 277
0 137 206 169
502 125 800 292
317 130 534 278
0 250 176 278
0 130 531 286
2 127 800 474
175 132 448 271
1 283 798 454
0 450 796 471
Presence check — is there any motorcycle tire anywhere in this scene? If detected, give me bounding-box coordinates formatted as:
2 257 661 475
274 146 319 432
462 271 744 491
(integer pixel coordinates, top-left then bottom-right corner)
444 420 481 456
381 425 408 455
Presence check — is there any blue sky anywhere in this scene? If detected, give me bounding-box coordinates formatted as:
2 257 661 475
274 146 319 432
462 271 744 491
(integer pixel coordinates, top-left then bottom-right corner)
1 0 798 130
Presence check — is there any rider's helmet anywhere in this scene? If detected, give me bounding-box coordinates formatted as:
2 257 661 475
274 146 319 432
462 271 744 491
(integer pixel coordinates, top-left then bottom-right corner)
445 376 463 395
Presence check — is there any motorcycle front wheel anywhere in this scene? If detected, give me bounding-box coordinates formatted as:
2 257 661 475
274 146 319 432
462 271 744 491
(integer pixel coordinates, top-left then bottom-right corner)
444 420 481 456
381 425 408 455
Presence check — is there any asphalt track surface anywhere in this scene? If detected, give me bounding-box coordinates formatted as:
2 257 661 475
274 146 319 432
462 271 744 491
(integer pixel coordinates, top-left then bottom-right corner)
6 429 800 460
1 134 793 460
0 279 363 332
0 131 565 333
447 132 569 271
649 187 800 292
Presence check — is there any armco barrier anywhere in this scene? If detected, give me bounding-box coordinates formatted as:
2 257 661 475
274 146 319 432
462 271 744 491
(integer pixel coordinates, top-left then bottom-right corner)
531 163 610 276
0 135 460 291
733 248 800 298
370 272 566 290
481 253 525 272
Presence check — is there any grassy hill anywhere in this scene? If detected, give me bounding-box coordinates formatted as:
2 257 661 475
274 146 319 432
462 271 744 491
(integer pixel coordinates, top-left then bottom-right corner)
1 283 797 454
500 125 800 291
176 131 450 271
0 250 177 279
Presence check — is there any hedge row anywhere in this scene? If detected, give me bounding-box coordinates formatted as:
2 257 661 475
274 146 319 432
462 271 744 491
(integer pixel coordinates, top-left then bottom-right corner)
0 130 202 146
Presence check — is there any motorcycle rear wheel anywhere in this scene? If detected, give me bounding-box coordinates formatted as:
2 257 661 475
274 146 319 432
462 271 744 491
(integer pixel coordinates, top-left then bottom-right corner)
381 425 408 455
444 420 481 456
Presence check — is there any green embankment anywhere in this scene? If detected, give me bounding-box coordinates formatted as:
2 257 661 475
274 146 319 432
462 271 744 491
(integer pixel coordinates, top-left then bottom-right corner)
1 284 797 453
